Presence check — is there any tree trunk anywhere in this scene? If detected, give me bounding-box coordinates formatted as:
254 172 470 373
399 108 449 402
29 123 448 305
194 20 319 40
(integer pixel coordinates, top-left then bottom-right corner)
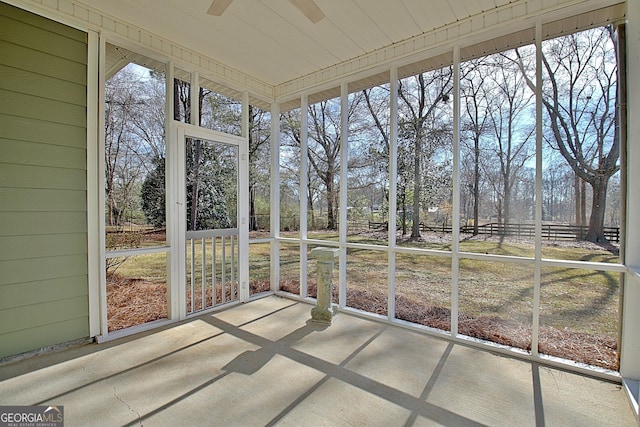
173 79 181 121
585 177 608 242
473 137 480 235
574 172 581 227
503 181 510 227
327 180 336 230
189 140 201 231
249 184 257 231
580 179 587 228
411 136 422 238
308 174 315 230
401 192 407 236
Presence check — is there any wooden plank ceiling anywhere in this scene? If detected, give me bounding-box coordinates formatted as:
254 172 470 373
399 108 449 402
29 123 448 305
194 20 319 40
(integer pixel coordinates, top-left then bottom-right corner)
77 0 624 107
79 0 528 85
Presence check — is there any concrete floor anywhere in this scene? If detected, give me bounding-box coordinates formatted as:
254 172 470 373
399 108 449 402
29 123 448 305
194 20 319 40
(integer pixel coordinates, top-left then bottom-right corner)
0 296 636 426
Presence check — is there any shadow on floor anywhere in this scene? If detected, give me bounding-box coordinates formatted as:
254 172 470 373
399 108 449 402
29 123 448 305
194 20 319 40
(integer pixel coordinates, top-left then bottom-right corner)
0 296 634 427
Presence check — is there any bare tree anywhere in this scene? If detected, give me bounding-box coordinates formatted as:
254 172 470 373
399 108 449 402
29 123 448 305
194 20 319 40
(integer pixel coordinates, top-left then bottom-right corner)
361 86 393 226
517 26 619 242
248 106 270 231
483 50 535 226
307 100 342 229
345 91 386 223
174 80 208 231
105 67 155 228
398 68 453 238
461 60 492 234
280 110 309 230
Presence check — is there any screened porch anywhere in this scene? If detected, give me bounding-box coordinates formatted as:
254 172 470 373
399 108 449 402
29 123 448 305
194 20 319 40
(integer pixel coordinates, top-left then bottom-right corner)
2 0 640 424
98 3 628 381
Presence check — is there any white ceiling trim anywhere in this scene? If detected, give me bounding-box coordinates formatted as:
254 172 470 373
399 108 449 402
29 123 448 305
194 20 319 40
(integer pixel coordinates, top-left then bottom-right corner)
275 0 624 103
8 0 625 110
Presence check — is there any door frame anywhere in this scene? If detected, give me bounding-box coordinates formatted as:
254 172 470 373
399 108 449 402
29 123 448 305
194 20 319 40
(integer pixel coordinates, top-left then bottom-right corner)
173 123 250 320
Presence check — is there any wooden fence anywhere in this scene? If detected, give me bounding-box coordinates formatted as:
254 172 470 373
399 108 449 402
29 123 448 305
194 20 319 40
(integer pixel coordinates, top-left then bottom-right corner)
369 221 620 243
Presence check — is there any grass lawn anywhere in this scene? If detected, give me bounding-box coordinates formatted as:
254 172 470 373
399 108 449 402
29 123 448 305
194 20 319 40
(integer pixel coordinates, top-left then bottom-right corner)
107 230 620 369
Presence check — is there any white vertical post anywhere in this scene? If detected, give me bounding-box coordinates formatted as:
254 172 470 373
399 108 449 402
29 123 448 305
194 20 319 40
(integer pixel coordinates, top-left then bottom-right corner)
532 21 543 357
87 30 101 338
270 103 281 292
98 35 109 338
388 66 398 320
451 46 461 337
621 0 640 384
221 236 227 303
190 70 199 126
339 82 349 308
169 64 185 319
231 235 236 300
201 238 206 308
300 94 309 298
239 91 250 301
211 236 218 306
190 238 195 311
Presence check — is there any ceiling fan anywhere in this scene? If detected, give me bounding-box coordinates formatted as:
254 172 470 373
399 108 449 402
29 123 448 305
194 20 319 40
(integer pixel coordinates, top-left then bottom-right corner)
207 0 326 24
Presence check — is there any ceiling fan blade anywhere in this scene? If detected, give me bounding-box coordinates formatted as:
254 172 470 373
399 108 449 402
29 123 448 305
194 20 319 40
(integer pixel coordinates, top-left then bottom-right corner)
207 0 234 16
289 0 325 23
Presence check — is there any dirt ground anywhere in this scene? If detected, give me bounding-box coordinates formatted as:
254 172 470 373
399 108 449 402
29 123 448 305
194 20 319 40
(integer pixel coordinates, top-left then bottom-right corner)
107 274 618 371
278 280 618 371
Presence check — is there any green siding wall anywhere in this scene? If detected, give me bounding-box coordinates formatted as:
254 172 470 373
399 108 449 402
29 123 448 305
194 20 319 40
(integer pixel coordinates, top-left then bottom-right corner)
0 2 89 358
